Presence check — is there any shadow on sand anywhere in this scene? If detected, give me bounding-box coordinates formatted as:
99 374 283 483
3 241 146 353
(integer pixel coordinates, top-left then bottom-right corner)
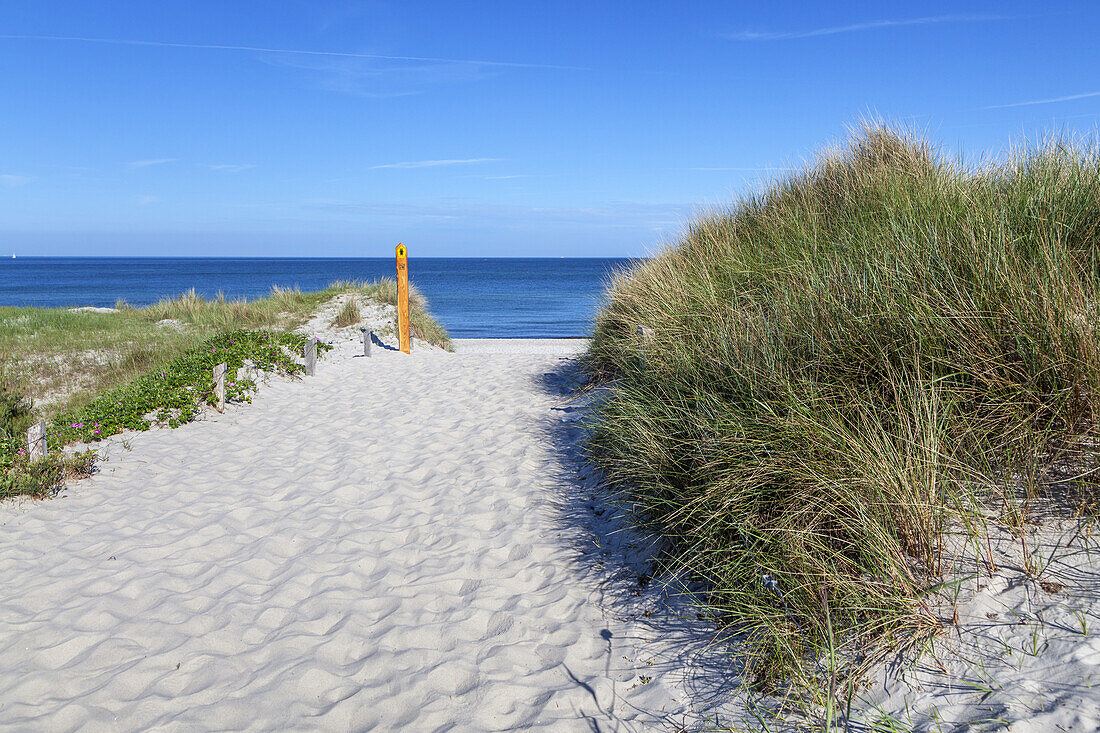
534 358 772 731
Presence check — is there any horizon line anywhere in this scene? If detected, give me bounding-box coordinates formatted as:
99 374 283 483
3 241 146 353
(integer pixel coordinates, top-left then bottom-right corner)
1 254 645 259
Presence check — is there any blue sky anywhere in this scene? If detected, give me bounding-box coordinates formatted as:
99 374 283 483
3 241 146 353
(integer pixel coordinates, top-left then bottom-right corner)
1 1 1099 257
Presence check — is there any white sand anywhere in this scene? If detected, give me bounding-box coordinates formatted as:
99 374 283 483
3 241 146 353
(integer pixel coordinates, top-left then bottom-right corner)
0 335 741 731
853 517 1100 731
10 316 1091 730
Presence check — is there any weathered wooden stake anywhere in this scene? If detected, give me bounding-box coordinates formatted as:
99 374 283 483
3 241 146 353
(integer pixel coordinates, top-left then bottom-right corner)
361 328 372 357
26 422 47 461
213 362 227 413
305 339 317 376
396 243 411 354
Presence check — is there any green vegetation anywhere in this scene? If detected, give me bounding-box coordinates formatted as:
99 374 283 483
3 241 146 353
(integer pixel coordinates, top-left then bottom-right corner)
51 330 329 445
0 280 450 499
1 330 327 500
0 384 34 440
584 127 1100 705
332 298 362 327
1 381 97 499
348 278 451 348
1 448 97 500
0 278 450 414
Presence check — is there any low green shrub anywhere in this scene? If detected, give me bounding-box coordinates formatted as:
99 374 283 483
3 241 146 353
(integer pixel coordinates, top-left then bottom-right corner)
1 280 451 416
50 329 331 444
1 330 331 500
0 449 97 500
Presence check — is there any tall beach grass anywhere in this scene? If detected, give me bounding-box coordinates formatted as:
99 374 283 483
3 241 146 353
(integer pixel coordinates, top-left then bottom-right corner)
584 127 1100 699
1 278 450 416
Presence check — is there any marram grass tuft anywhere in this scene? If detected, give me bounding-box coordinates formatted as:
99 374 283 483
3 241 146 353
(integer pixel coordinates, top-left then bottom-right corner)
584 126 1100 696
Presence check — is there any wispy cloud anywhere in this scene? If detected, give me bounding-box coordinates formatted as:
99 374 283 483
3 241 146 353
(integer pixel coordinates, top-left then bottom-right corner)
0 174 30 187
370 158 500 170
461 173 530 180
0 34 586 71
126 158 177 168
982 90 1100 110
728 14 1005 41
199 163 255 173
264 55 500 98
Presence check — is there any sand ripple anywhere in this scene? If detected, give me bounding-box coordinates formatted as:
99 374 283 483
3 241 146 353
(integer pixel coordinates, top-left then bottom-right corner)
0 339 733 731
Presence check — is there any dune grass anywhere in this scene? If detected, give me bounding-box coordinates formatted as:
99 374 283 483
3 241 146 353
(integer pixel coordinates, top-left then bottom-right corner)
584 126 1100 707
0 279 450 415
338 278 452 347
331 298 362 328
1 279 449 498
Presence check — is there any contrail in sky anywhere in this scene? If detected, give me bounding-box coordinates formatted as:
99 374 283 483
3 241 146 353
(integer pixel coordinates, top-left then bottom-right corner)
370 158 500 169
982 90 1100 109
728 14 1007 40
0 33 586 70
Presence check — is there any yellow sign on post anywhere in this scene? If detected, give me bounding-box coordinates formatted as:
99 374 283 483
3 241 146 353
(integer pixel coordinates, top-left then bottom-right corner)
396 243 411 354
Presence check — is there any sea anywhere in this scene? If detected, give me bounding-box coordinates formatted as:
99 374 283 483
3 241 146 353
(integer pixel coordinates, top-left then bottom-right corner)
0 257 637 338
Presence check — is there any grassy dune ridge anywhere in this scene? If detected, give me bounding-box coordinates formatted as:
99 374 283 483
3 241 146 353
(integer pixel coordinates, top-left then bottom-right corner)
1 279 449 497
584 127 1100 693
1 278 450 413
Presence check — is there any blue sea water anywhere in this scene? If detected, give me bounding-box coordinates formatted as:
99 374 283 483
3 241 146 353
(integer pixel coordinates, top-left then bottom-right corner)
0 257 636 338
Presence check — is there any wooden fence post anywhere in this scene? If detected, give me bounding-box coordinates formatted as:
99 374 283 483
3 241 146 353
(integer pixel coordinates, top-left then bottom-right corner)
361 328 372 357
396 243 411 354
213 362 226 413
305 339 317 376
26 422 47 460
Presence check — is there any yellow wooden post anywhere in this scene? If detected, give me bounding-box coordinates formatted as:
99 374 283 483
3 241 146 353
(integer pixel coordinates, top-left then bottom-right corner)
396 243 411 354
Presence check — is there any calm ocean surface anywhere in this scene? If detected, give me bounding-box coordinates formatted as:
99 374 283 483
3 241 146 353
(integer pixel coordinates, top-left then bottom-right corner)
0 257 636 338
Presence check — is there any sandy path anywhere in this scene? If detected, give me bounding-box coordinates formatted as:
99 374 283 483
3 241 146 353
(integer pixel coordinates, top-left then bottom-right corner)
0 338 733 731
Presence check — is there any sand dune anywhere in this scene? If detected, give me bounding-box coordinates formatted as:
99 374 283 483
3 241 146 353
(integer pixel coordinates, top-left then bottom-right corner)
0 336 740 731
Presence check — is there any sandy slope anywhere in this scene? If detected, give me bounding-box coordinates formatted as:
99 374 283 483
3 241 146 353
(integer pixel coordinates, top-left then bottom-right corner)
0 336 740 731
854 517 1100 731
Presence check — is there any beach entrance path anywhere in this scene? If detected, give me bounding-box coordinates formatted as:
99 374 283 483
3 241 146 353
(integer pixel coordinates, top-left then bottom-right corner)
0 338 734 731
